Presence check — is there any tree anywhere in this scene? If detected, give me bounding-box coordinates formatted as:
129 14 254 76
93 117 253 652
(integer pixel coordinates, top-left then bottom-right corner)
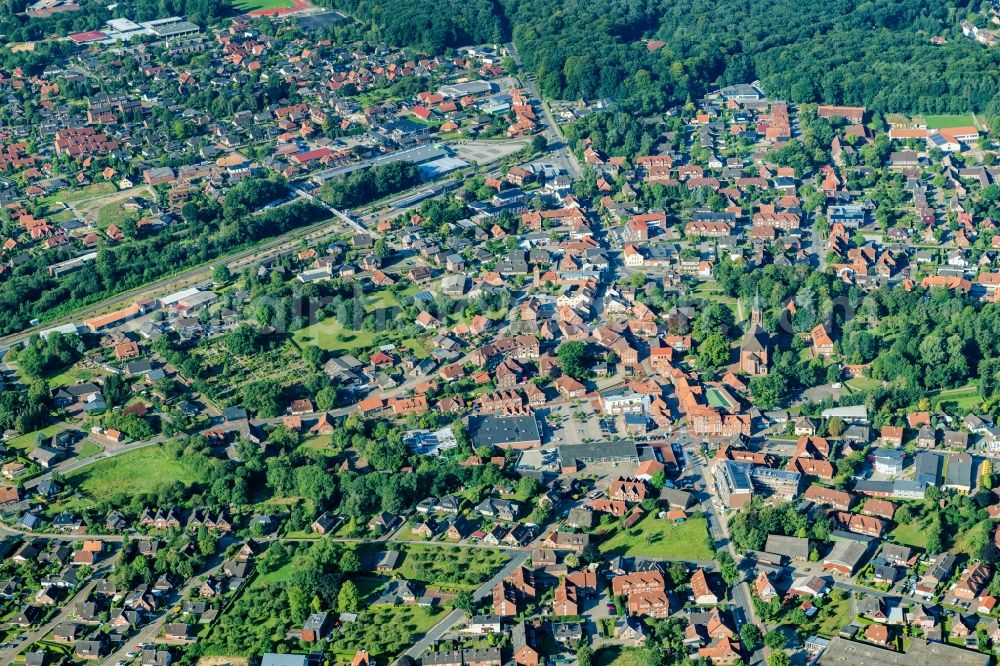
303 345 324 370
740 623 763 649
764 629 787 650
517 476 538 499
577 643 593 666
102 373 130 407
316 387 337 411
698 332 730 371
767 652 790 666
557 341 588 379
338 580 361 612
531 134 548 153
226 324 264 356
454 590 474 615
749 373 788 410
827 416 845 438
212 265 232 284
340 550 361 574
718 551 740 585
581 543 601 564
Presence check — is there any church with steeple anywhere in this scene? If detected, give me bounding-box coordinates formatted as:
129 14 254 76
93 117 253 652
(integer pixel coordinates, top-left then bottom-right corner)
738 291 769 376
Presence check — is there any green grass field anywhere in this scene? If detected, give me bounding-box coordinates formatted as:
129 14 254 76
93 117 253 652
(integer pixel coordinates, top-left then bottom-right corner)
41 182 115 205
706 388 734 409
594 646 651 666
845 376 883 393
65 445 207 502
806 594 852 638
5 424 64 452
232 0 295 11
931 384 982 410
330 604 446 662
599 513 714 560
924 114 976 130
97 201 138 230
890 519 929 550
294 318 378 354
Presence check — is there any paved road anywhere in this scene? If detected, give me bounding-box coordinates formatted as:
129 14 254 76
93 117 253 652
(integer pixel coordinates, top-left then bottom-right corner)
505 41 582 181
405 548 532 658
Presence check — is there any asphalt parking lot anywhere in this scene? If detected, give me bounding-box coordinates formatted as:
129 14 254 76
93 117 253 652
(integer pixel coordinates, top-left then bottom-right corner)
452 140 528 166
543 402 605 445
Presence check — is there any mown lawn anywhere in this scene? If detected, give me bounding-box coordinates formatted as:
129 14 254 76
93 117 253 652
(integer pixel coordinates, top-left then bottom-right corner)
77 441 102 458
890 519 929 550
594 646 651 666
599 513 714 560
845 376 883 392
5 424 64 452
65 445 207 502
293 318 377 353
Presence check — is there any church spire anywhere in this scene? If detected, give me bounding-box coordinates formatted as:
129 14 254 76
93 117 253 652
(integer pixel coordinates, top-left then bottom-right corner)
751 287 762 327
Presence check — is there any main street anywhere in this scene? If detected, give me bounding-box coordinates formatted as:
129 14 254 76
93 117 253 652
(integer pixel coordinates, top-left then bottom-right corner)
505 41 583 181
682 442 764 664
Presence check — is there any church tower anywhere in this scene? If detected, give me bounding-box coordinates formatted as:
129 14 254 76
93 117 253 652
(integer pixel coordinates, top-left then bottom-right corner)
750 288 763 327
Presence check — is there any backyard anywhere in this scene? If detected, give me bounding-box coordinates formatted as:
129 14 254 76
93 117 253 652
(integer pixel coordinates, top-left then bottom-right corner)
593 646 651 666
889 519 929 550
599 513 714 560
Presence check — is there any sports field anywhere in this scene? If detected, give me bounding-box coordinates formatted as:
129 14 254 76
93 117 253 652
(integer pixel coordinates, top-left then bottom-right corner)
923 114 977 129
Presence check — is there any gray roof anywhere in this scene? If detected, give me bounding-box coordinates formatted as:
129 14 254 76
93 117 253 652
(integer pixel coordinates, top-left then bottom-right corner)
817 637 988 666
765 534 810 560
945 453 974 489
468 414 541 448
824 540 870 572
914 451 942 486
558 440 639 466
261 655 309 666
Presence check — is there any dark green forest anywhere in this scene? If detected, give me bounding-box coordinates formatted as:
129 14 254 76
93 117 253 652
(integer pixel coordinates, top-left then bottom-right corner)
316 0 505 53
323 0 999 116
